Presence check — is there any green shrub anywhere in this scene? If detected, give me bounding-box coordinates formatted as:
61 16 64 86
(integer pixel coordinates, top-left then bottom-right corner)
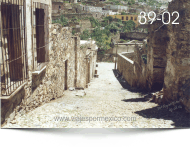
80 29 91 40
89 17 100 28
121 12 127 15
72 30 76 35
52 15 69 27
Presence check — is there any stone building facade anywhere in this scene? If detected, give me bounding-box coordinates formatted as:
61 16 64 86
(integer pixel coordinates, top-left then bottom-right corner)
163 0 190 112
1 0 97 125
52 0 64 14
146 13 168 91
117 0 190 112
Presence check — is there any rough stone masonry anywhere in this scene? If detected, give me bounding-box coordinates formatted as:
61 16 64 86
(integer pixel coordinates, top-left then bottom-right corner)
163 0 190 112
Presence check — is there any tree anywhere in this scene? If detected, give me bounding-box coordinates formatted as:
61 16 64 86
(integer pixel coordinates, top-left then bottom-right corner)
52 15 69 27
89 17 100 28
128 0 135 5
71 16 78 23
80 29 91 40
121 12 127 15
123 20 136 32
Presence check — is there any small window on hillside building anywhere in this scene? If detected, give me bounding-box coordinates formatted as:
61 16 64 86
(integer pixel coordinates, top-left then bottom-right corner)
59 5 61 10
135 17 137 21
131 17 133 20
122 16 124 20
126 16 128 20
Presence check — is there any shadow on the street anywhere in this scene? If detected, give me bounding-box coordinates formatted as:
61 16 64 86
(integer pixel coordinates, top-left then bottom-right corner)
122 97 149 102
112 69 149 95
122 96 190 128
113 69 190 128
135 105 190 128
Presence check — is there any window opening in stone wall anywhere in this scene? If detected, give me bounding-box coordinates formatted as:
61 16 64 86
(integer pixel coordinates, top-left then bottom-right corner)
32 2 49 71
131 17 133 20
122 16 124 20
0 0 28 96
126 16 128 20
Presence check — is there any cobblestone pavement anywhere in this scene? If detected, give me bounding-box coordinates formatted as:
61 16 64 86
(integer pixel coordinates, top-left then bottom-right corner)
3 62 190 128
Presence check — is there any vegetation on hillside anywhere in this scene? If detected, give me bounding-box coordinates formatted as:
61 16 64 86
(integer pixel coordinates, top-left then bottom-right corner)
52 15 69 27
80 16 136 53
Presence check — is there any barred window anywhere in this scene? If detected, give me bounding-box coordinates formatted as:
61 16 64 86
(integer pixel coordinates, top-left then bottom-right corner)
32 2 49 71
0 0 27 96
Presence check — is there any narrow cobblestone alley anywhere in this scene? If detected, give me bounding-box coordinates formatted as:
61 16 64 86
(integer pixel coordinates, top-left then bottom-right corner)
3 63 190 128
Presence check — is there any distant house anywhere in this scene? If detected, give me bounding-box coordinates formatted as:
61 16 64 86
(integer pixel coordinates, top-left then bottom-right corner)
52 0 64 13
108 14 139 26
105 5 128 12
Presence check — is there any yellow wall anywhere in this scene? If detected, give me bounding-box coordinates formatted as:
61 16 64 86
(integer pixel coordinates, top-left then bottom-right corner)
108 15 139 26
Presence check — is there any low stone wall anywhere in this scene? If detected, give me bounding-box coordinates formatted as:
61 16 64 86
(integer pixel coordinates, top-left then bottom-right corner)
120 32 148 41
97 53 115 62
112 45 135 55
117 47 148 90
52 13 93 20
117 52 136 87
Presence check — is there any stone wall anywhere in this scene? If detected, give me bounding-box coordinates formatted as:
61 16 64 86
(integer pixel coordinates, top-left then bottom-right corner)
120 32 148 41
117 52 136 87
1 23 97 125
52 13 93 21
80 20 92 33
163 0 190 112
117 47 148 90
147 14 168 91
91 12 102 19
52 2 64 11
1 0 52 125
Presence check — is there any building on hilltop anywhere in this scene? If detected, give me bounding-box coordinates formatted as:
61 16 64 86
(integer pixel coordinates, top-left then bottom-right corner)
52 0 64 14
108 14 139 26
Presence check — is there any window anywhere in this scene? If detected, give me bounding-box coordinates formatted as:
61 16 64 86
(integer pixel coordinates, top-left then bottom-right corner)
0 0 27 96
59 5 61 10
32 2 49 71
131 17 133 20
126 16 128 20
135 17 137 21
122 16 124 20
